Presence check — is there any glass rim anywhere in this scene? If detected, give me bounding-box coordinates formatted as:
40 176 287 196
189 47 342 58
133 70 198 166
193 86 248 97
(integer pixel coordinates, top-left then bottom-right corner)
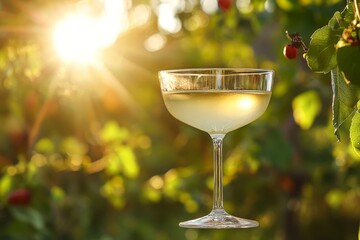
159 68 274 76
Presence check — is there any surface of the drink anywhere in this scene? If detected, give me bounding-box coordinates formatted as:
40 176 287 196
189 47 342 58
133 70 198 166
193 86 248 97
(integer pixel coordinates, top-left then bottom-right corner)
163 90 271 134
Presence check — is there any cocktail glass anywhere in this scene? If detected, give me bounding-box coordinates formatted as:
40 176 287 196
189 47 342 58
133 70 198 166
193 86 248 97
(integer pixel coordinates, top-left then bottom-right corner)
159 68 273 229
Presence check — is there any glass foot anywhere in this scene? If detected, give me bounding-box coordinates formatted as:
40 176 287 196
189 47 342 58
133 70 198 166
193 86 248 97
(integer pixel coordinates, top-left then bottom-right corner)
179 209 259 229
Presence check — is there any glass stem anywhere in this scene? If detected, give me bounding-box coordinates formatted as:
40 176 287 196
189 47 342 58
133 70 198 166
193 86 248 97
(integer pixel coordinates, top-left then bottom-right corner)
211 133 226 211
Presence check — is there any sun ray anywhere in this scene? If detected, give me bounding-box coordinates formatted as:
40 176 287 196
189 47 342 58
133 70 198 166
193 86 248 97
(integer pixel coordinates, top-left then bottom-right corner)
2 0 154 146
11 0 48 25
90 59 140 115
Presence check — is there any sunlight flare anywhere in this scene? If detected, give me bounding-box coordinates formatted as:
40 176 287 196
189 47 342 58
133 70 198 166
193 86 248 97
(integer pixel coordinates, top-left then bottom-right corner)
52 0 129 63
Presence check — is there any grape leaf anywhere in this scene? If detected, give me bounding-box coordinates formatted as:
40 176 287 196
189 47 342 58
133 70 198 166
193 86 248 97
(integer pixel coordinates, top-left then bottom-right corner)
292 90 321 130
337 45 360 86
331 67 358 141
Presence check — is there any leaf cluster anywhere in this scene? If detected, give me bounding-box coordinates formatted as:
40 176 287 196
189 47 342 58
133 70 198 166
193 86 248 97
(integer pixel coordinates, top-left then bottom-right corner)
306 2 360 151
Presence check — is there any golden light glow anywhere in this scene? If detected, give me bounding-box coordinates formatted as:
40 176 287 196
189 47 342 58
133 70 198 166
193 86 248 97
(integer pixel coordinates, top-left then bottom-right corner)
201 0 218 14
52 0 128 63
149 175 164 190
237 96 255 109
144 33 167 52
53 15 98 63
155 1 183 34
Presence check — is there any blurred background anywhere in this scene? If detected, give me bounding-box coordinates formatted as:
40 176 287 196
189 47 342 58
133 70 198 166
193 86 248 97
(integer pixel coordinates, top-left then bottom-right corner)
0 0 359 239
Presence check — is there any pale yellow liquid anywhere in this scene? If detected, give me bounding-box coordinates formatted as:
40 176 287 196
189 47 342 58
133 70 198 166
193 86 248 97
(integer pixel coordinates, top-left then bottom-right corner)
163 90 271 134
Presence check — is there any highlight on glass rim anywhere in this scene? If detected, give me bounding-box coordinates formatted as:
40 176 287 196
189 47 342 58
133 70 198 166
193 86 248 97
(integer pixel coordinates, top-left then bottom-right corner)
0 0 359 240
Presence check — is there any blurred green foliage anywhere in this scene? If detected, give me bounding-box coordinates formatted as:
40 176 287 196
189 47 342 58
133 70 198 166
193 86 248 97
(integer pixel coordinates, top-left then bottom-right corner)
0 0 359 239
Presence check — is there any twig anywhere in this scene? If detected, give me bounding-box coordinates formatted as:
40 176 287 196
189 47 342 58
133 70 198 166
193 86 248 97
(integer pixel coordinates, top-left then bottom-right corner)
354 0 360 21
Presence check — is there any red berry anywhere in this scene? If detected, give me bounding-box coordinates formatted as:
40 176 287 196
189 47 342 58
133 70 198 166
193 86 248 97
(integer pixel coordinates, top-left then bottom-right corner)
280 176 295 193
283 44 298 59
218 0 232 12
7 189 32 206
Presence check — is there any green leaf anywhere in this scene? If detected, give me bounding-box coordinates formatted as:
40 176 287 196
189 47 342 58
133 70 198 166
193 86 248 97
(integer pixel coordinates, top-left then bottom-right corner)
106 152 122 175
61 137 88 155
116 146 139 179
306 24 341 73
341 2 356 25
305 4 355 73
276 0 296 11
10 207 45 231
35 138 54 154
327 11 342 29
350 107 360 155
292 90 321 130
337 45 360 86
100 176 125 209
100 121 129 143
325 188 345 209
50 186 65 202
0 175 12 197
331 67 358 140
106 146 138 178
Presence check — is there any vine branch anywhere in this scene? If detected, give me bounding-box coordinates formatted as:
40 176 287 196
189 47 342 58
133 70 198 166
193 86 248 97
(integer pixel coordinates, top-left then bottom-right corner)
354 0 360 21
